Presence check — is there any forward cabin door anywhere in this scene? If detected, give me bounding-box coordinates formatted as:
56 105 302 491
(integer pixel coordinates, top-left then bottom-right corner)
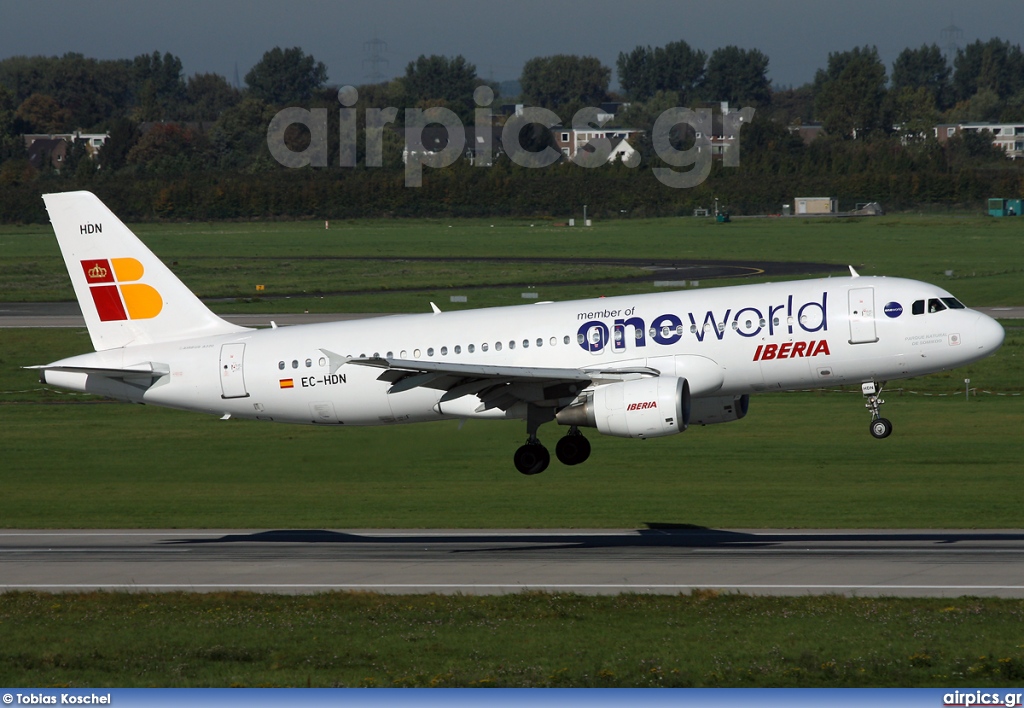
848 287 879 344
219 343 249 398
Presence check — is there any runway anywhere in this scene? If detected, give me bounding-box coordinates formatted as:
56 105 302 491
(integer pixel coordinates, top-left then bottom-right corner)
3 528 1024 597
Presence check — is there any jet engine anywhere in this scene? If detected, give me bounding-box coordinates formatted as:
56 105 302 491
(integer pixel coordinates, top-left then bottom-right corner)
555 376 690 438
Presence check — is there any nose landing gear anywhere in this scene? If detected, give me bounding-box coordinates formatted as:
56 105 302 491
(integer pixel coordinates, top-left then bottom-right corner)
862 381 893 439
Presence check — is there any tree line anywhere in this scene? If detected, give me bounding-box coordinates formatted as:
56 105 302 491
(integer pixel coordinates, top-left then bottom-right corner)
0 38 1022 222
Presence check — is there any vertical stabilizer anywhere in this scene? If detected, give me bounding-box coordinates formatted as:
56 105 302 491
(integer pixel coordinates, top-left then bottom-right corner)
43 191 250 351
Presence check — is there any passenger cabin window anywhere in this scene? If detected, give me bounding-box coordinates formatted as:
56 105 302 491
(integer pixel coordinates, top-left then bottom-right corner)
912 300 925 315
928 298 947 313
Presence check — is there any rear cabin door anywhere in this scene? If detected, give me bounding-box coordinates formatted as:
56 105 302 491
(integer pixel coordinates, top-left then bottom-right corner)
848 287 879 344
219 343 249 399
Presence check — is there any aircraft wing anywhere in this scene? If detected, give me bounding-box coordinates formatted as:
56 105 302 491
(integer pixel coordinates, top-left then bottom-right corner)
341 353 658 411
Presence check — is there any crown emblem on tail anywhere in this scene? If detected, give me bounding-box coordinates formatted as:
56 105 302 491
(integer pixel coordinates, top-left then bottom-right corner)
88 264 108 279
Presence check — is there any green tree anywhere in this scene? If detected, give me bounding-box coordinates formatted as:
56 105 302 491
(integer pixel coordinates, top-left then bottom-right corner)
702 46 771 107
944 88 1003 123
0 54 134 129
617 41 705 103
891 86 938 140
520 55 610 114
814 46 888 137
953 39 1024 103
245 47 327 105
208 97 278 169
131 51 187 121
891 44 952 110
402 55 481 121
126 123 213 172
766 83 814 125
97 117 139 172
185 73 241 121
15 93 70 133
0 84 19 161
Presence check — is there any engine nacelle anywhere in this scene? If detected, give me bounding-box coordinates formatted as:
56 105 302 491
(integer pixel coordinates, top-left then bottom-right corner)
689 394 750 425
555 376 690 438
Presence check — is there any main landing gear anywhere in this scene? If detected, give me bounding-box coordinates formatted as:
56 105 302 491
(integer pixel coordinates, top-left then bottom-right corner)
514 428 592 475
862 381 893 439
513 406 591 475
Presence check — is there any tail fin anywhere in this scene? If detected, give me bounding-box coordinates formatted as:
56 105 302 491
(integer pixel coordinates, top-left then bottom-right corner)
43 190 249 351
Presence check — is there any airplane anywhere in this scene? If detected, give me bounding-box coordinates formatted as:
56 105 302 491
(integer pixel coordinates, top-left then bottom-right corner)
33 191 1005 475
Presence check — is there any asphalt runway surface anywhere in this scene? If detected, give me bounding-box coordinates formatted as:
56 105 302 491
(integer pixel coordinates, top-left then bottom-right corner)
3 528 1024 597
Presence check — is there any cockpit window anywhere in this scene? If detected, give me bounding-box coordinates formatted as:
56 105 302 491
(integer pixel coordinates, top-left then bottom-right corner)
912 300 925 315
927 298 947 313
941 297 966 310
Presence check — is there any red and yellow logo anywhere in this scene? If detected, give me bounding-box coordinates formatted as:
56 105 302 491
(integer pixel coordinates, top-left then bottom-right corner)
80 258 163 322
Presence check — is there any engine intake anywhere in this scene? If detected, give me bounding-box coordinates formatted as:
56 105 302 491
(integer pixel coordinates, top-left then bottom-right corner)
555 376 690 438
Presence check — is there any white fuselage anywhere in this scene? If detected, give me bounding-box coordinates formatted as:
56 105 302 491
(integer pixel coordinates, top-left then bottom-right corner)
43 275 1004 427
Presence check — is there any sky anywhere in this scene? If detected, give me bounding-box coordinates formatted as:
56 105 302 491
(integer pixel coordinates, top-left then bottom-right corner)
1 0 1022 91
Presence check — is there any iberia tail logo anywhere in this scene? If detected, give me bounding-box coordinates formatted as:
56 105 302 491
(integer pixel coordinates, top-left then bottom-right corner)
80 258 163 322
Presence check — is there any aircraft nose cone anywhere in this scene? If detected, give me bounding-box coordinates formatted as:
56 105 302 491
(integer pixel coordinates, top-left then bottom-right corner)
975 313 1005 353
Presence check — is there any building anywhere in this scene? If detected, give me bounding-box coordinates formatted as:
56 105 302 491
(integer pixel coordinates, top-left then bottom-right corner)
934 122 1024 159
26 137 69 170
788 123 826 145
398 125 505 165
793 197 837 215
551 128 642 162
23 132 109 158
988 198 1023 217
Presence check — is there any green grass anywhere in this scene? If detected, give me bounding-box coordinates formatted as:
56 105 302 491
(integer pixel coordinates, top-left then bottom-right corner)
0 394 1020 529
2 591 1024 687
1 319 1020 529
1 214 1022 309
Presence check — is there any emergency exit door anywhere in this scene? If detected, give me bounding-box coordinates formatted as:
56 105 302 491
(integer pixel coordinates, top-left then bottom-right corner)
848 287 878 344
219 343 249 398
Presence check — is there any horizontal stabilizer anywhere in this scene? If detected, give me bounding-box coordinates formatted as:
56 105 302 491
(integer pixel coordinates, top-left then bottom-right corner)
27 362 170 379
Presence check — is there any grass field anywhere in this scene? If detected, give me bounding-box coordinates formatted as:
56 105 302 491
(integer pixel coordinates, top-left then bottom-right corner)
1 214 1022 311
3 591 1024 688
0 212 1021 529
0 392 1020 529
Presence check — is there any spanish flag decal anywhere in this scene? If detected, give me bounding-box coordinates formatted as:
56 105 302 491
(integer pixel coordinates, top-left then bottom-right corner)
279 379 294 389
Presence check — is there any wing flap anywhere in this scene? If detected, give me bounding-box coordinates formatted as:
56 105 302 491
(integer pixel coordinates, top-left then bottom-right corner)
344 356 665 410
